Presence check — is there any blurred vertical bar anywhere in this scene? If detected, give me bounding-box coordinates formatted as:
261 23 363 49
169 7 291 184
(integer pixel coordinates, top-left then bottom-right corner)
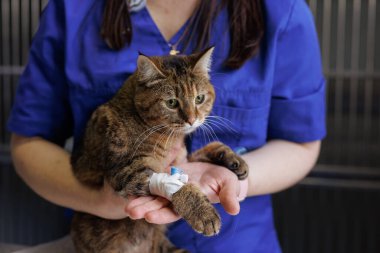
1 0 11 143
31 0 39 35
378 0 380 156
335 0 346 164
365 0 376 145
0 0 3 143
11 1 19 67
349 0 360 160
28 0 32 43
322 0 331 73
321 0 335 163
5 0 18 143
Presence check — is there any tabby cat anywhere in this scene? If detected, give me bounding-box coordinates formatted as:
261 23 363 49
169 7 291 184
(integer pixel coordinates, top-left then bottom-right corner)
70 47 248 253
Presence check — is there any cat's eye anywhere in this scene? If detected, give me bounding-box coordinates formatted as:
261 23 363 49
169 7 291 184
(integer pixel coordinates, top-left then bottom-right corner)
195 94 205 104
166 99 179 109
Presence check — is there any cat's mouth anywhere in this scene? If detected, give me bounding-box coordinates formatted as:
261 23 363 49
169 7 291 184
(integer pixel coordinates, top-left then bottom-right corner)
182 119 203 134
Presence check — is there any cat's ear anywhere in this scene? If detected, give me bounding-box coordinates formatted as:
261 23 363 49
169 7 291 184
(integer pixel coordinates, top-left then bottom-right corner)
137 53 165 85
192 46 214 78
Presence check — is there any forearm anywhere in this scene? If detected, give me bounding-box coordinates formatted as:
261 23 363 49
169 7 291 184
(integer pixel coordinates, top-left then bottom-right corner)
242 140 321 196
10 134 99 212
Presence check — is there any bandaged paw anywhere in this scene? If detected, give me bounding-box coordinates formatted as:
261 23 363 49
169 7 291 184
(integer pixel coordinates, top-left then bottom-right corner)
149 171 188 200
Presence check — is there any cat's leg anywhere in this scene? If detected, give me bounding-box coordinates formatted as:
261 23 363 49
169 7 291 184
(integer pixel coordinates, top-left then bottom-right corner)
106 158 221 236
189 141 249 180
171 184 221 236
105 158 158 197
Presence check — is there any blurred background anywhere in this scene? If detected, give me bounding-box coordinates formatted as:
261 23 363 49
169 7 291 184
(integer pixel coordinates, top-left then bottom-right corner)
0 0 379 252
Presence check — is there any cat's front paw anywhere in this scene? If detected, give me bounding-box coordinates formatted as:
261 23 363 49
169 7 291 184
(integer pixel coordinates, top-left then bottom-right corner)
172 184 221 236
204 142 249 180
216 150 249 180
188 202 221 236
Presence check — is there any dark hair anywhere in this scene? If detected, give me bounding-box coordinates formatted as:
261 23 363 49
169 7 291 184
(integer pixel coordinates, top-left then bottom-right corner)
101 0 264 69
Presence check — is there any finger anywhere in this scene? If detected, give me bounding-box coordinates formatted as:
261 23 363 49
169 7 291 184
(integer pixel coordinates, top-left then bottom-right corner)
128 197 170 220
126 196 155 210
200 186 220 204
145 207 181 224
219 179 240 215
238 179 248 201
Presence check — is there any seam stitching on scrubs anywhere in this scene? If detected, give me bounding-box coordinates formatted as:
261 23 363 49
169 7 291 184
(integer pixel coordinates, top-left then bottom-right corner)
278 0 298 40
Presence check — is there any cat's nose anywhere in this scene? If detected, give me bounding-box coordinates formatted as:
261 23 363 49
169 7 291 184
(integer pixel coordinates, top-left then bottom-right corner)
187 117 196 126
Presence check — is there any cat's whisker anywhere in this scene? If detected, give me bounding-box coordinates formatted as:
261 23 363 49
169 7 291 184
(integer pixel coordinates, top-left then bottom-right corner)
199 125 209 145
164 128 176 151
205 118 239 136
166 129 180 157
196 126 207 146
206 120 239 140
131 125 168 160
199 124 212 144
132 124 166 149
206 115 237 128
206 115 236 126
204 125 216 143
197 125 206 144
202 123 219 142
204 119 224 133
132 125 166 151
206 119 239 139
152 130 164 160
206 116 239 135
153 127 172 159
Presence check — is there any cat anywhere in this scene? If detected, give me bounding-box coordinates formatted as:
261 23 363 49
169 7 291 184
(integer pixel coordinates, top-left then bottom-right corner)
70 47 248 253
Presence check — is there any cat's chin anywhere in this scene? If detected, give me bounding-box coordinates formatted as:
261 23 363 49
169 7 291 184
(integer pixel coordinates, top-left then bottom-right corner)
183 127 197 135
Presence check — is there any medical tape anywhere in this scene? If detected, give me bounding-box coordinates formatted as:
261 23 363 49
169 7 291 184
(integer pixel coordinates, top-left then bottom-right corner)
149 167 188 200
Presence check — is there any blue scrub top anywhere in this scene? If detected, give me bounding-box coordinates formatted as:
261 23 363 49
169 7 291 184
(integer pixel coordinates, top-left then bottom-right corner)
8 0 326 252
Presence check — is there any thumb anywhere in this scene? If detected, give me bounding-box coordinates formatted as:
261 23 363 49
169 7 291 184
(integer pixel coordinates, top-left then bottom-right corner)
218 178 240 215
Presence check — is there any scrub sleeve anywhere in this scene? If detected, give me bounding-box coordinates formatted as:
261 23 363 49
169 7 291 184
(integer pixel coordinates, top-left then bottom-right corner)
268 0 326 142
7 0 72 145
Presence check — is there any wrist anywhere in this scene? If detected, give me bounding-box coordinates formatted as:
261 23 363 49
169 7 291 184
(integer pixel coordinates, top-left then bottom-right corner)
73 185 103 216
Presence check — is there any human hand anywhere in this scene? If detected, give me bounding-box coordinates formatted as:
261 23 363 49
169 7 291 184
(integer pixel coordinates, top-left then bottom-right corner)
127 161 248 224
92 180 180 222
126 195 181 224
178 161 247 215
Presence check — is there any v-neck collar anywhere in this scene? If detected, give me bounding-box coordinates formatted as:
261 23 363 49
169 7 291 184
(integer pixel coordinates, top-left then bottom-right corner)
141 6 191 54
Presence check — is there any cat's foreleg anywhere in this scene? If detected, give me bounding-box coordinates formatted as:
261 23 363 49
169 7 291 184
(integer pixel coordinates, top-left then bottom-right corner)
188 141 249 180
105 158 156 198
105 157 222 237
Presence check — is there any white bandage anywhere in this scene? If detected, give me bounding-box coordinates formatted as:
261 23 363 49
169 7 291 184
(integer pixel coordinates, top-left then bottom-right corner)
149 172 188 200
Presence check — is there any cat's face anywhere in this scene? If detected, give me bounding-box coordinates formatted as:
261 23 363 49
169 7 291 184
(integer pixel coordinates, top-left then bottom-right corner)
134 48 215 134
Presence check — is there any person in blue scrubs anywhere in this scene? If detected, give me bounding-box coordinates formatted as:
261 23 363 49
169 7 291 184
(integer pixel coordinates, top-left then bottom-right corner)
8 0 325 252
